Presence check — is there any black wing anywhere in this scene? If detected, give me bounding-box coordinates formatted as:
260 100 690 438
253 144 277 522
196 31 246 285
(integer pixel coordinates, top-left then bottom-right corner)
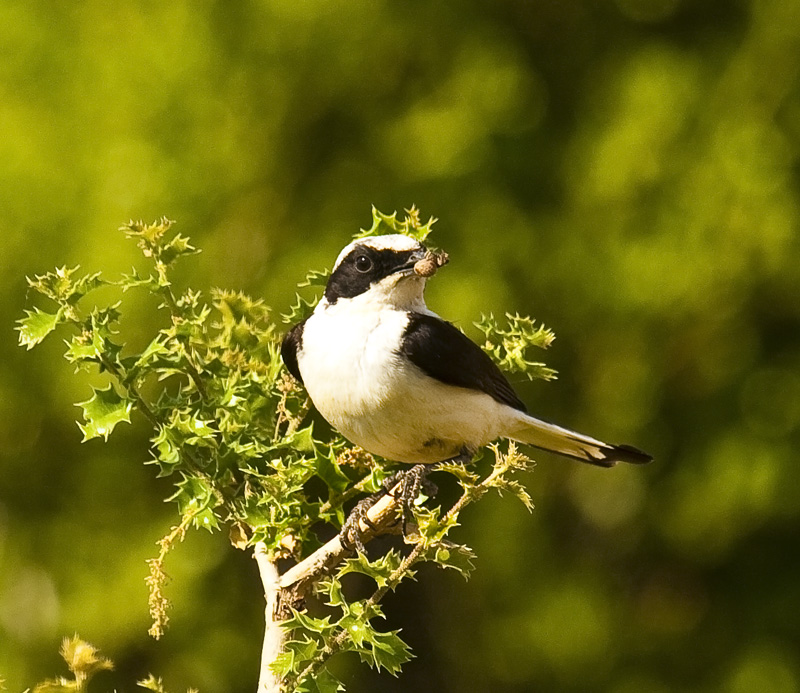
281 319 307 383
400 313 527 412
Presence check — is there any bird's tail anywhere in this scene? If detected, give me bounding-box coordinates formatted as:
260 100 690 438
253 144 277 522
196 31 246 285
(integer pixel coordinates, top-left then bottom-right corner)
507 413 652 467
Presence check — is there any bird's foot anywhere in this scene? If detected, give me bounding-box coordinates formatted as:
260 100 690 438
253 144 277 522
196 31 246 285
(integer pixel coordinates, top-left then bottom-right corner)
340 493 381 554
386 464 438 541
339 464 439 552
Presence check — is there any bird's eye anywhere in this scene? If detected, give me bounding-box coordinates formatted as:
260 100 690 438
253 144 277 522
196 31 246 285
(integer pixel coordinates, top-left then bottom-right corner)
354 254 373 273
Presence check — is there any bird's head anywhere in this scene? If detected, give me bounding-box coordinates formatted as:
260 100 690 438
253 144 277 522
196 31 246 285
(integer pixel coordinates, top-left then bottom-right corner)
320 234 446 311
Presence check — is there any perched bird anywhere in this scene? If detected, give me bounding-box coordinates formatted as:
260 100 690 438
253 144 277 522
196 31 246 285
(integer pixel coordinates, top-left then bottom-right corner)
281 234 651 469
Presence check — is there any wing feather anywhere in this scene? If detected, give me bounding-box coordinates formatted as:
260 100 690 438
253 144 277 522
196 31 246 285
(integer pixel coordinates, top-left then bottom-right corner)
400 313 527 412
281 319 307 383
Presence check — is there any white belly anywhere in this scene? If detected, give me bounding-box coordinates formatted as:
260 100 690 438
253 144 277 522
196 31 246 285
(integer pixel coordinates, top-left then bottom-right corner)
298 303 510 463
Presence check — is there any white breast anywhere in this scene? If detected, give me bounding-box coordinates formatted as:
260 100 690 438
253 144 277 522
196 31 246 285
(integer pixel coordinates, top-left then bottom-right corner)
297 296 512 463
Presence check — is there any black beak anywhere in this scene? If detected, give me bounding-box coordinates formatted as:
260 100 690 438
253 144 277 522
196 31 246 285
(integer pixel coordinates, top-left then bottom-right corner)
395 247 428 274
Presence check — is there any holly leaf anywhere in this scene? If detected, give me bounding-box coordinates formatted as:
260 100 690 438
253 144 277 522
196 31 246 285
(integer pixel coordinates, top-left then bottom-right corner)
160 233 199 266
167 475 221 531
435 460 479 486
270 425 316 454
76 385 132 441
17 307 63 349
430 542 477 580
355 206 436 242
344 618 412 675
296 668 345 693
60 635 114 678
136 674 168 692
339 550 404 589
281 293 317 324
311 668 345 693
297 268 330 288
487 476 534 512
315 448 351 493
281 609 335 637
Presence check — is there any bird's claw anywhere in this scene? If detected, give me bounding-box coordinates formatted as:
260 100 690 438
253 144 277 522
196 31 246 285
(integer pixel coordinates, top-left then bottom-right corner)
339 464 438 553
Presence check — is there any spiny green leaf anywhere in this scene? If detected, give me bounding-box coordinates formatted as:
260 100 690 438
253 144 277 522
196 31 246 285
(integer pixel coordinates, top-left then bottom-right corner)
167 476 221 531
359 466 395 494
339 550 404 589
119 267 160 292
299 667 345 693
17 307 63 349
490 440 534 473
430 542 477 579
121 217 175 255
272 636 324 679
281 292 318 324
26 266 104 305
70 272 106 303
475 312 557 381
76 385 132 441
487 476 534 511
318 576 346 608
282 608 336 637
268 649 295 679
355 206 436 242
64 333 98 364
60 635 114 677
137 674 167 692
435 460 479 486
414 504 459 545
160 233 199 266
281 268 330 326
342 618 413 675
33 678 77 693
33 636 114 693
126 337 175 378
150 428 182 476
315 448 351 493
271 425 316 454
297 268 330 288
295 666 346 693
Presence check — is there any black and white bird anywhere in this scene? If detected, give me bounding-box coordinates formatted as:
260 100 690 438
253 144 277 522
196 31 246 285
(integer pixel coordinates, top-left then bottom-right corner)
281 234 651 469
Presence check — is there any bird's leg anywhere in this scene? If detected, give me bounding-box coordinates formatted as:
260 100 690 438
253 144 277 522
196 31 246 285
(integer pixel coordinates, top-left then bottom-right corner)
340 465 435 553
389 464 434 528
391 449 473 537
340 449 473 553
339 496 377 554
339 469 409 553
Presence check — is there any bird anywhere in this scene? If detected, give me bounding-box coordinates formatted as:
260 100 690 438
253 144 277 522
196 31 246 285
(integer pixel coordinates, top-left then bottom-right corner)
281 234 652 470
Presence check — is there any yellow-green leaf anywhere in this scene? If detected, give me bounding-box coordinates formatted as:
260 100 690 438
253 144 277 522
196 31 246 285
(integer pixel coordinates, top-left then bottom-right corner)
17 307 62 349
76 385 133 441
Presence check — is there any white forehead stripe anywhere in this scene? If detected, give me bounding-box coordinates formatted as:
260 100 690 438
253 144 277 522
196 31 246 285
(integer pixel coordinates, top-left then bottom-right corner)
332 234 422 270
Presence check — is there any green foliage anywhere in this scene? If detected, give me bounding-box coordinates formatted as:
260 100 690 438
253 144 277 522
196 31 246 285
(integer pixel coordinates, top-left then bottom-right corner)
281 269 331 324
355 206 437 242
137 674 198 693
75 385 132 441
32 636 113 693
17 307 63 350
475 313 557 382
18 212 544 691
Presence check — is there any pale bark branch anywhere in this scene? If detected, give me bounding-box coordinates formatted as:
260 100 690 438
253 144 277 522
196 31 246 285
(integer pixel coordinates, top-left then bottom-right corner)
255 483 403 691
255 542 284 693
278 483 402 605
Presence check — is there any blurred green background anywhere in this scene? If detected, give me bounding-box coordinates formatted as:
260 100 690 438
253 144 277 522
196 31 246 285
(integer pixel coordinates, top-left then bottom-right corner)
2 0 800 690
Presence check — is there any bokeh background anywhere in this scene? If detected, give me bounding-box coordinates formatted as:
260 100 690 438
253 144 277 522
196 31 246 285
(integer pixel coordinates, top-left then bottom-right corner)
2 0 799 690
